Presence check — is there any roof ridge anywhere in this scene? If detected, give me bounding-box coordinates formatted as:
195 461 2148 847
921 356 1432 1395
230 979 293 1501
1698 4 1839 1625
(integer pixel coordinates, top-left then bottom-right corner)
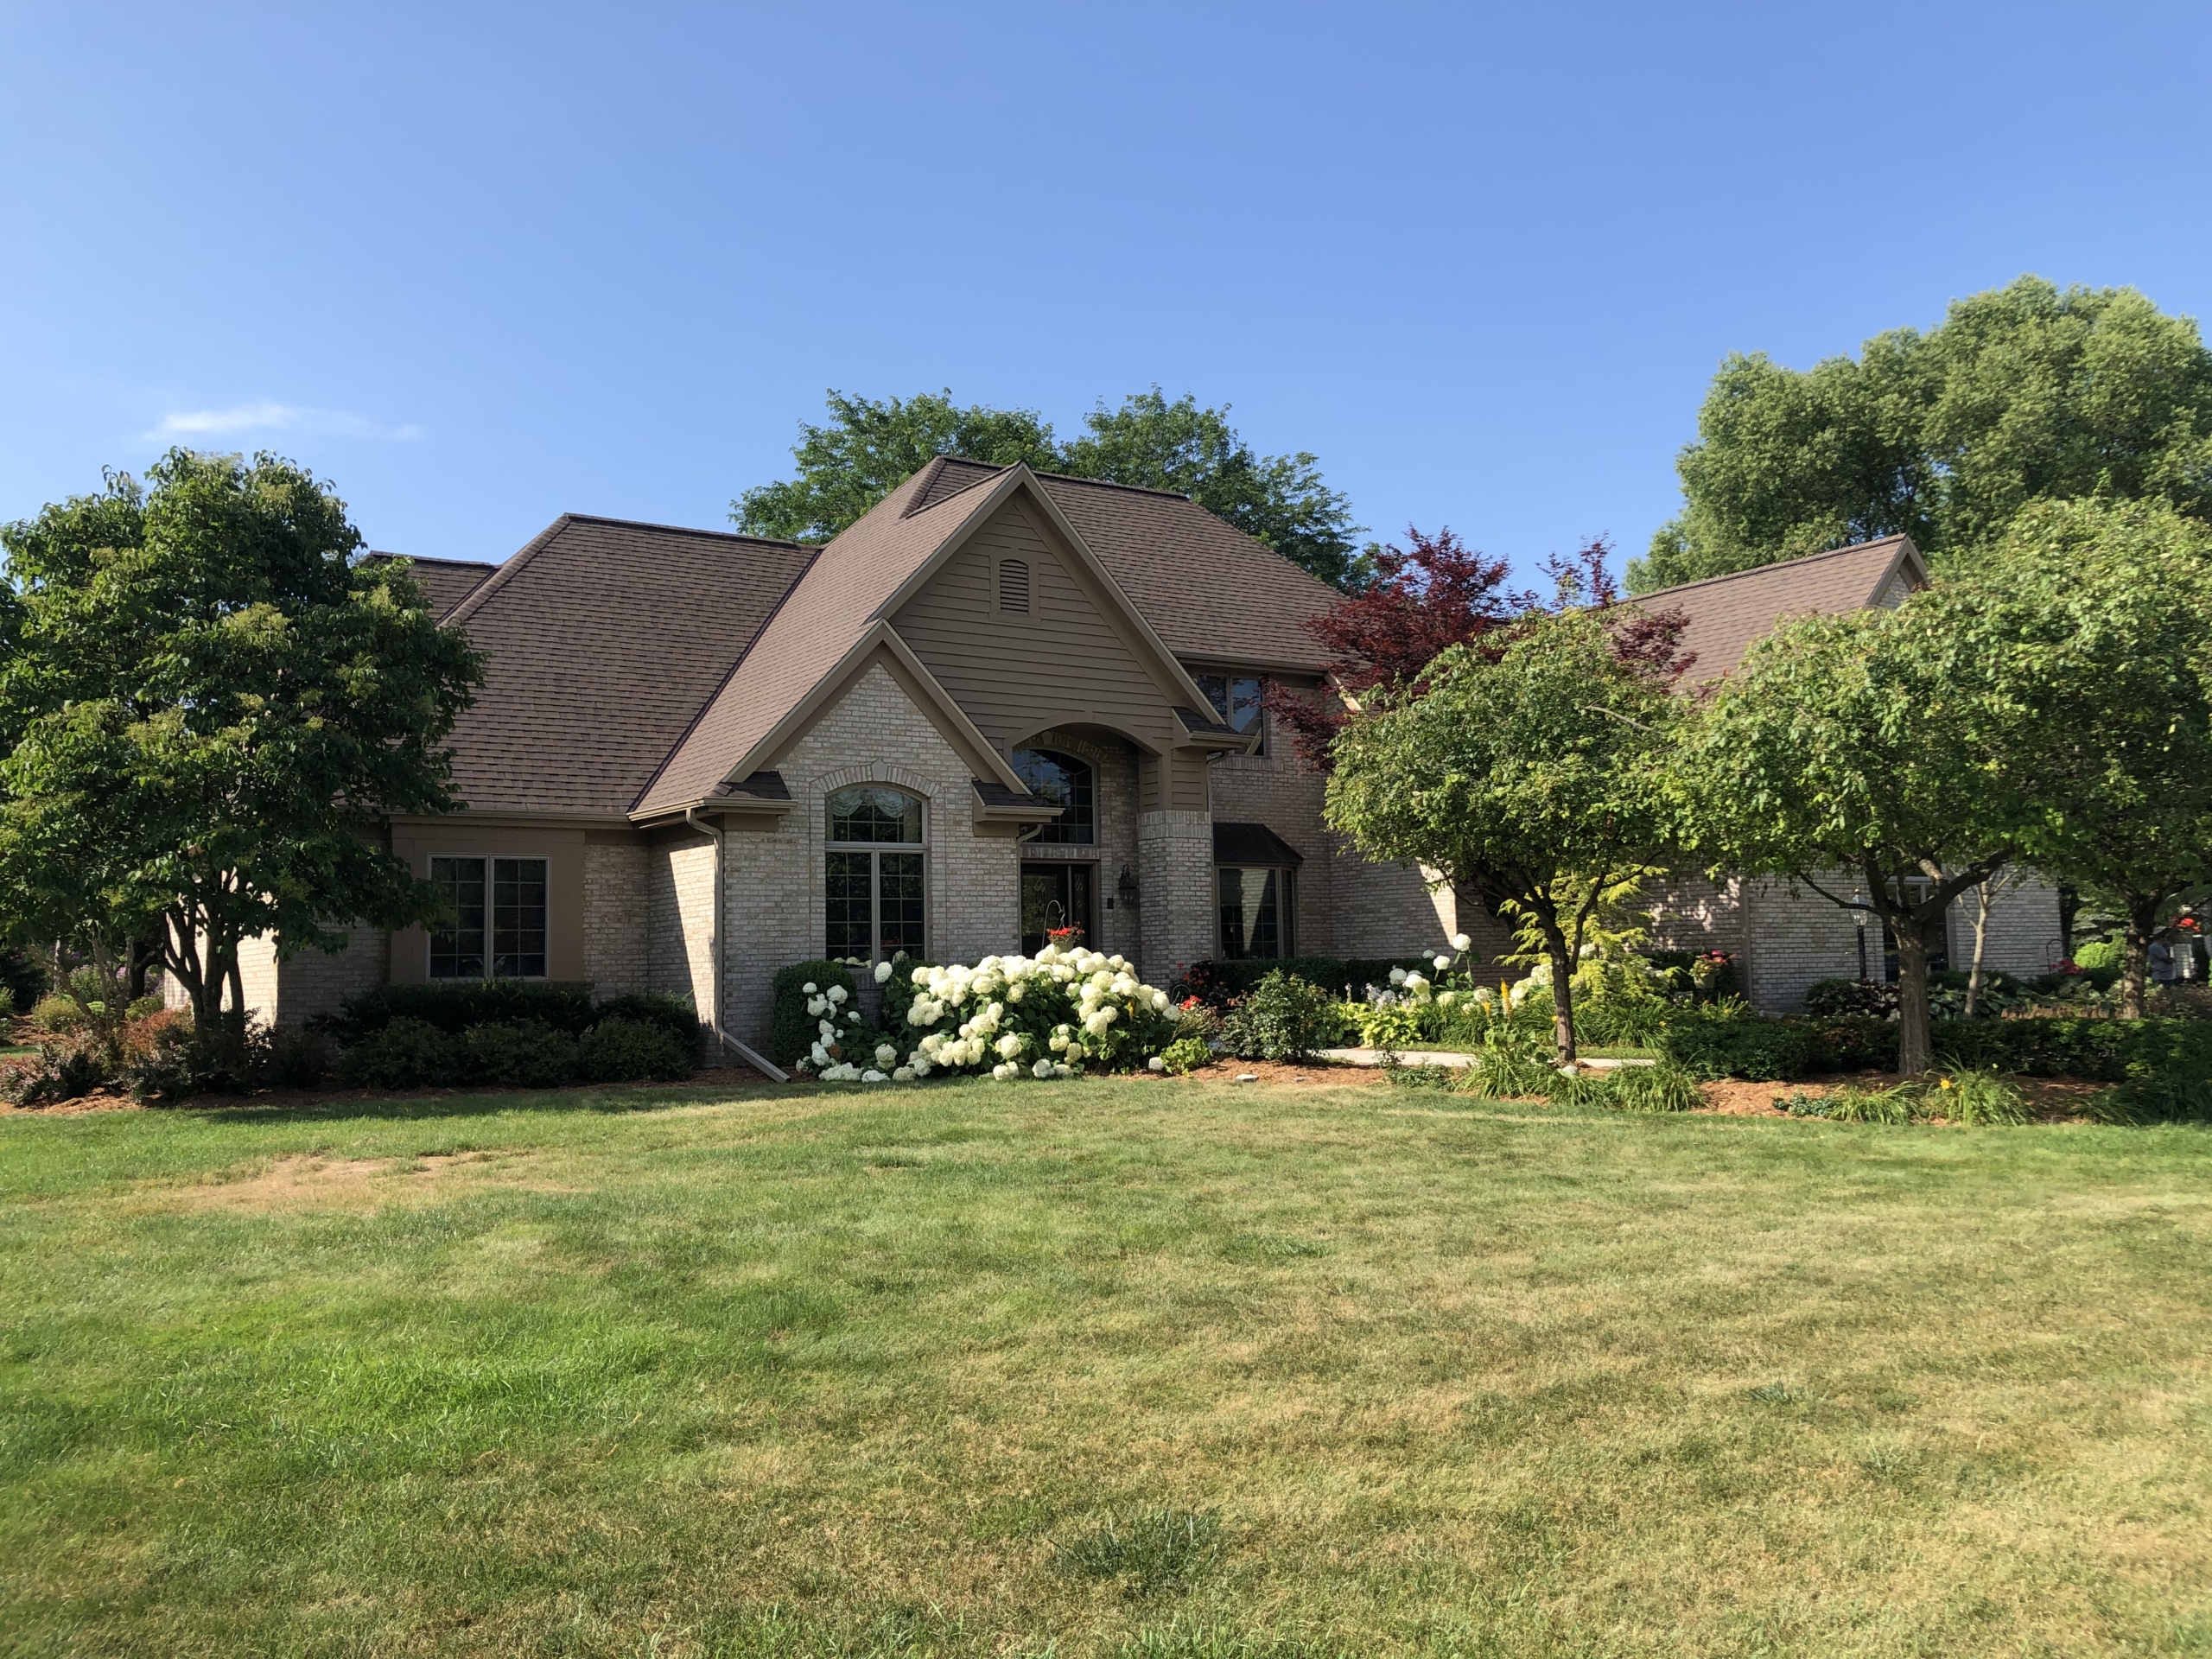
899 455 1002 519
1631 536 1911 603
922 455 1201 505
556 512 809 549
447 515 576 626
628 547 823 812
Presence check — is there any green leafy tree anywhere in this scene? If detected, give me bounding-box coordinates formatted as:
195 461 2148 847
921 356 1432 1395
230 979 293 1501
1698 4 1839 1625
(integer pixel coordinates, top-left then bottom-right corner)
0 451 484 1033
1676 597 2033 1075
734 386 1370 589
1972 499 2212 1017
1634 278 2212 590
1325 607 1681 1065
731 390 1061 544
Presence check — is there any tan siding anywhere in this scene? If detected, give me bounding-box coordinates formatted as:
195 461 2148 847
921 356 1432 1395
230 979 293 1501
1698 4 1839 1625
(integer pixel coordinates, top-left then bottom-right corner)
890 500 1192 757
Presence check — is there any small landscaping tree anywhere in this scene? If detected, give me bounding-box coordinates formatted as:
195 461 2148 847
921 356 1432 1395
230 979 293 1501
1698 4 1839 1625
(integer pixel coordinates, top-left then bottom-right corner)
1325 607 1681 1065
1969 500 2212 1018
1677 595 2033 1075
0 451 484 1040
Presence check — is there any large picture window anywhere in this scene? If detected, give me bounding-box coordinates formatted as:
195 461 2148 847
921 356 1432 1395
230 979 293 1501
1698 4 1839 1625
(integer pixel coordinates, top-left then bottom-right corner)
429 856 548 978
825 785 925 960
1218 866 1293 960
1011 747 1094 844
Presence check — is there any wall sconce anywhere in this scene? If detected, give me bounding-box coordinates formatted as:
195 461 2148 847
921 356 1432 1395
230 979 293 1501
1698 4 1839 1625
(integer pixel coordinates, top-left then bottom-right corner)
1118 866 1139 906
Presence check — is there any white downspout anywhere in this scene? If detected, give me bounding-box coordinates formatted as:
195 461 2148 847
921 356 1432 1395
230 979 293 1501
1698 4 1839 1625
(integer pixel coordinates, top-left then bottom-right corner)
685 804 788 1083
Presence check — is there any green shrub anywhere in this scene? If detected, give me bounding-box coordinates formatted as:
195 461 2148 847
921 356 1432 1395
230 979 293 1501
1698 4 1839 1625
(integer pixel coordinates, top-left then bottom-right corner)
1605 1061 1702 1113
1455 1022 1559 1098
1159 1034 1212 1075
1782 1084 1917 1124
1804 977 1895 1018
1926 1065 2029 1125
1221 970 1345 1062
0 1044 105 1105
264 1024 333 1090
1660 1007 1821 1081
1387 1065 1454 1090
1175 956 1442 1007
578 1016 692 1083
2073 938 2121 972
334 981 595 1038
461 1020 581 1088
1353 999 1428 1052
591 991 700 1049
1576 997 1673 1046
1805 1015 1898 1072
0 947 48 1014
771 961 858 1066
338 1017 463 1089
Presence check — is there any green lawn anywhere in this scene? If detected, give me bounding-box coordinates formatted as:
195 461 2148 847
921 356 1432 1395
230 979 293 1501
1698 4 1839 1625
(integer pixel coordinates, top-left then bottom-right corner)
1 1078 2207 1658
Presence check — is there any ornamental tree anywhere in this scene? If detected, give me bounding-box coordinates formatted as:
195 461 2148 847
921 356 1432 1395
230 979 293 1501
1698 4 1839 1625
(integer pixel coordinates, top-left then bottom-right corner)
1972 500 2212 1017
0 450 483 1033
1675 595 2035 1075
1325 607 1682 1065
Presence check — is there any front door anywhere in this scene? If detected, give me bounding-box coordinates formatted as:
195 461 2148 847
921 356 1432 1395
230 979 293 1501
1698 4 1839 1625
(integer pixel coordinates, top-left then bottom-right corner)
1021 861 1094 954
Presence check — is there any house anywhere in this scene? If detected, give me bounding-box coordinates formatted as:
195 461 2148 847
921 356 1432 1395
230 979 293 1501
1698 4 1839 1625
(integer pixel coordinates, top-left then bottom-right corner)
230 468 2063 1053
243 459 1455 1058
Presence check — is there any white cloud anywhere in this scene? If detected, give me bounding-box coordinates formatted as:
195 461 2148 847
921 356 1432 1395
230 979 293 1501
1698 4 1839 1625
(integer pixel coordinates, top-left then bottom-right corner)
148 403 422 442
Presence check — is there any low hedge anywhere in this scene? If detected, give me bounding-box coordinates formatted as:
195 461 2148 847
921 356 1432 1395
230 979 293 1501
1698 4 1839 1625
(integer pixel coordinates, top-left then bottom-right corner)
1174 956 1444 1007
770 960 856 1066
336 1011 694 1090
334 981 597 1037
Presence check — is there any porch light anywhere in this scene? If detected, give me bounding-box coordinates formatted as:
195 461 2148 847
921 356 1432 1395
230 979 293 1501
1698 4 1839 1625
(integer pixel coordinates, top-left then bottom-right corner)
1118 866 1139 906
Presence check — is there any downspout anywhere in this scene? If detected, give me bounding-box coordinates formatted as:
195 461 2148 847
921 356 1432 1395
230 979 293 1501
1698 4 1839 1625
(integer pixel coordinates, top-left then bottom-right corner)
685 804 789 1083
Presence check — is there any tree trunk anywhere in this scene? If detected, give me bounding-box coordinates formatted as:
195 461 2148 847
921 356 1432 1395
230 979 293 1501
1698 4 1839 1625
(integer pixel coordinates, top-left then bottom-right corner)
1894 925 1936 1077
2119 896 2158 1020
1964 884 1993 1018
1539 915 1577 1067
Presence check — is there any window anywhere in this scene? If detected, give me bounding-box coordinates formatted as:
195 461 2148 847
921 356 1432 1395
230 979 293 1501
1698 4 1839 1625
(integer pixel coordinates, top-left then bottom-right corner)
1011 747 1094 844
1196 672 1265 755
429 856 547 978
825 785 925 959
997 558 1031 614
1218 866 1294 959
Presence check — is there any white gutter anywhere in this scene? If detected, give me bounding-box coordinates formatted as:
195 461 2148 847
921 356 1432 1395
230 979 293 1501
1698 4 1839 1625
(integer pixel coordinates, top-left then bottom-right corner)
685 804 790 1083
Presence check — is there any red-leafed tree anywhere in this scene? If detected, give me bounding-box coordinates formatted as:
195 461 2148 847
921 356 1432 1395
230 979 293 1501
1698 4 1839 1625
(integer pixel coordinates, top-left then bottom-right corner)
1267 530 1690 768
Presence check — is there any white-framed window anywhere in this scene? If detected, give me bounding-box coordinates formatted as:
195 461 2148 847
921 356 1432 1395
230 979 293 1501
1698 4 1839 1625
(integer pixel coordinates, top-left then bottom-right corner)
1218 866 1294 959
429 856 548 979
1196 671 1266 755
825 786 926 960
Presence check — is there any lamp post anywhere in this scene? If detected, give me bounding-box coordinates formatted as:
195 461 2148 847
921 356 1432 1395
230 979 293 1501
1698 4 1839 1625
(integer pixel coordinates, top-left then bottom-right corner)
1853 891 1871 982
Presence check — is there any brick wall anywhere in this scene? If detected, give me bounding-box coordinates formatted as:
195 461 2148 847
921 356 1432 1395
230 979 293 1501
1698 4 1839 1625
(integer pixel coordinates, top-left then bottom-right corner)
1947 873 2066 977
273 928 390 1025
584 840 649 997
647 836 719 1024
719 662 1023 1051
1740 878 1866 1010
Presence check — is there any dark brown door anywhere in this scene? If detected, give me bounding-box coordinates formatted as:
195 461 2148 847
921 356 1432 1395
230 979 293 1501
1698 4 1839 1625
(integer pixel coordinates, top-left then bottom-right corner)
1021 862 1093 954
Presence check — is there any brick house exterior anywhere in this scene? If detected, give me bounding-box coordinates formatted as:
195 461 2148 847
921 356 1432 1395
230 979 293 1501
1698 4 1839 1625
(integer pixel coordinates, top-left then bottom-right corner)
217 466 2059 1058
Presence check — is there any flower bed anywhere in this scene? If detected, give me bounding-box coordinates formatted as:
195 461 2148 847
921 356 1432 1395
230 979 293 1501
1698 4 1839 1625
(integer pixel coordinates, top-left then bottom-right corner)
785 946 1178 1083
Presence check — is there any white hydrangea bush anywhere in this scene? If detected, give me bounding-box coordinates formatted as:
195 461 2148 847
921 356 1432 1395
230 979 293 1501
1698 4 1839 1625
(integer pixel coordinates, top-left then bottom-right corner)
788 944 1176 1084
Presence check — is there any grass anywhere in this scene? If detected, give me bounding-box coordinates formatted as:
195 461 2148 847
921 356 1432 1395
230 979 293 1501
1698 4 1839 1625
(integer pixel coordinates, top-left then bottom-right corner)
0 1077 2208 1657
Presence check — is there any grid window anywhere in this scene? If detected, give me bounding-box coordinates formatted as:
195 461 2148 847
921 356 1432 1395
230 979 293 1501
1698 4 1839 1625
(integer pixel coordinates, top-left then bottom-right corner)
1197 672 1266 755
825 787 926 960
429 855 545 979
1012 747 1094 845
1218 866 1293 960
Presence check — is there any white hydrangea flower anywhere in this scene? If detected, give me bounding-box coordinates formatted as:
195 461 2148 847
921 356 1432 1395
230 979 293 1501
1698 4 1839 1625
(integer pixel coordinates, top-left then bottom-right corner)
827 983 849 1004
1452 932 1471 952
874 960 893 984
995 1033 1021 1059
1052 1063 1073 1078
802 981 817 995
1032 1058 1054 1079
1148 1055 1166 1071
861 1070 887 1083
1433 954 1451 971
874 1044 898 1068
1389 966 1408 985
892 1066 915 1082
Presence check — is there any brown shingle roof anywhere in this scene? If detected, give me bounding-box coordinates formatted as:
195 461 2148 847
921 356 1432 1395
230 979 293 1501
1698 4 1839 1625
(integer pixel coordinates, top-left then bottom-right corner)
633 467 993 815
908 458 1341 674
440 515 812 816
1636 536 1927 689
365 553 498 619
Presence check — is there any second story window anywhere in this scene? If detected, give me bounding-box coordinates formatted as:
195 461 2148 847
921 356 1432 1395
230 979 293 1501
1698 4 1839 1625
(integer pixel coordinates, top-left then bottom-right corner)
1012 747 1094 844
1196 672 1265 755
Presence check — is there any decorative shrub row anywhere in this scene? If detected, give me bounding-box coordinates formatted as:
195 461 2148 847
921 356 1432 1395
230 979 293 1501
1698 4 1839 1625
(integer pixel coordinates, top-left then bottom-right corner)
335 1014 693 1090
1173 956 1443 1007
328 981 700 1046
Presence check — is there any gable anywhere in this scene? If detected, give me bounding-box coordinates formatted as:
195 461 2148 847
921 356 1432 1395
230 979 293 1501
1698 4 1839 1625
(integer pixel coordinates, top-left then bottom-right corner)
1640 535 1928 690
889 495 1194 754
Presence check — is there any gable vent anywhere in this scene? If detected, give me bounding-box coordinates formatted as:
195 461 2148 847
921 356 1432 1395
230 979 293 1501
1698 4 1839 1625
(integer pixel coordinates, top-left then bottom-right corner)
998 558 1031 614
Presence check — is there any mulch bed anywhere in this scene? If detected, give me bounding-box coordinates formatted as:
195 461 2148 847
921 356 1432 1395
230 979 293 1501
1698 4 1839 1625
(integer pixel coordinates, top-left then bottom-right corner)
1698 1071 2113 1121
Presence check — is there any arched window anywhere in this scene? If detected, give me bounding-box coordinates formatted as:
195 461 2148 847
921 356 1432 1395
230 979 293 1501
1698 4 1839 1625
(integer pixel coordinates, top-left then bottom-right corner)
1012 747 1093 844
825 785 925 960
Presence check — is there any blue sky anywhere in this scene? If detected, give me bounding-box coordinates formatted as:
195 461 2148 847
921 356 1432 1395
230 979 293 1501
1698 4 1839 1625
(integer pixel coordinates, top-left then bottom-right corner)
3 3 2208 582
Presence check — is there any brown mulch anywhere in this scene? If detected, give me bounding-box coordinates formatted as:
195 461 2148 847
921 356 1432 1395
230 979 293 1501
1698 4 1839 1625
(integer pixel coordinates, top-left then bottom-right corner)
1699 1070 2115 1121
0 1063 774 1117
1151 1058 1389 1089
